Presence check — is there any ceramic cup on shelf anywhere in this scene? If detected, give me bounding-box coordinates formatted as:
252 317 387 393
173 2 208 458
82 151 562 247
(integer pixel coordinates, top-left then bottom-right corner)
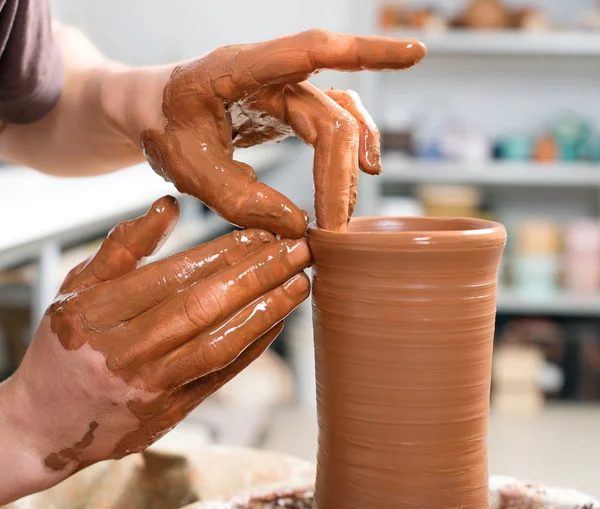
418 185 483 218
513 219 561 299
563 219 600 294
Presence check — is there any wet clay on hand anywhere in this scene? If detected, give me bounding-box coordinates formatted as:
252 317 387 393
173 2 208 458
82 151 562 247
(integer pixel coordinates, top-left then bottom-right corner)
0 196 310 503
308 217 506 509
140 30 426 235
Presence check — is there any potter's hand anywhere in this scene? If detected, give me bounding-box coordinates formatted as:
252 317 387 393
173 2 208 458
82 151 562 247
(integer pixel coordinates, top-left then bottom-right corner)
0 196 310 504
135 30 426 236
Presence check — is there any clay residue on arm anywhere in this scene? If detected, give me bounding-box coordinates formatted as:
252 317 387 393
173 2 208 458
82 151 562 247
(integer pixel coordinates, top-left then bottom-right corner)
0 196 311 504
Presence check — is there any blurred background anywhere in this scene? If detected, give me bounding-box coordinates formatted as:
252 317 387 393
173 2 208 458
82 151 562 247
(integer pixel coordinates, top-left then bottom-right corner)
1 0 599 497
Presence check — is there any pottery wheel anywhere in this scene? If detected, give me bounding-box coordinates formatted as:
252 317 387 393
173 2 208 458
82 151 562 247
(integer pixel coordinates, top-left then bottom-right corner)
3 445 598 509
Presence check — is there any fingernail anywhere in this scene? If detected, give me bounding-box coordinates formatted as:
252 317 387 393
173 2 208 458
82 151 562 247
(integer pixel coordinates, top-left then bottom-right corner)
151 195 179 214
284 239 312 267
279 209 309 239
283 272 311 296
369 144 382 174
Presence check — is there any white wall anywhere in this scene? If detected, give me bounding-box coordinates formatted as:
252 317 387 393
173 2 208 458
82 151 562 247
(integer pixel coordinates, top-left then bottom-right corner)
50 0 366 91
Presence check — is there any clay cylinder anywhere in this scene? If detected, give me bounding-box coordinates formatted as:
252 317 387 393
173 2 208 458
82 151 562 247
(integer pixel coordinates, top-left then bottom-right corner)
308 217 506 509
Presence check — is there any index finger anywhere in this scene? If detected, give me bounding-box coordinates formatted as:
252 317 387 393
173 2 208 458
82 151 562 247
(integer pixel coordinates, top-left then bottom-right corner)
210 30 426 100
142 128 308 239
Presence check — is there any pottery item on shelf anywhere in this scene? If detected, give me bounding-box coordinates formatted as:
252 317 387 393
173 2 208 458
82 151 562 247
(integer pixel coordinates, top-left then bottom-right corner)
380 129 414 153
408 8 447 31
513 219 561 299
413 124 444 159
6 445 600 508
580 0 600 30
550 115 591 162
418 184 483 217
533 133 559 162
565 219 600 253
309 217 506 509
578 135 600 162
577 325 600 401
508 7 549 31
438 123 491 163
378 2 448 31
563 219 600 294
462 131 492 163
492 342 545 415
496 318 566 405
459 0 509 30
497 135 533 161
381 105 414 153
378 2 403 30
440 123 468 160
564 254 600 293
513 255 560 298
515 219 560 255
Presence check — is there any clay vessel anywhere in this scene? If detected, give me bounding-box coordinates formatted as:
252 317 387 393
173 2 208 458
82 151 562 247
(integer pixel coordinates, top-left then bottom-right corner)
308 217 506 509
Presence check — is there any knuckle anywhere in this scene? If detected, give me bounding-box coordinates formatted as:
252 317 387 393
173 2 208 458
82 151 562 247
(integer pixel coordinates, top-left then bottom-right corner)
344 88 361 102
200 341 230 371
305 28 332 46
208 45 230 62
334 114 360 138
184 288 225 329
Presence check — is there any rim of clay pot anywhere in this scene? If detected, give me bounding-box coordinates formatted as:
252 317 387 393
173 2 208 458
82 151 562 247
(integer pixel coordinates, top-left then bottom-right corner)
308 216 506 250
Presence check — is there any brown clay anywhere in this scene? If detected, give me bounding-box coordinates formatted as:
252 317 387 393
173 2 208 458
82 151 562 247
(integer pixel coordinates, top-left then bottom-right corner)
140 30 426 235
308 217 506 509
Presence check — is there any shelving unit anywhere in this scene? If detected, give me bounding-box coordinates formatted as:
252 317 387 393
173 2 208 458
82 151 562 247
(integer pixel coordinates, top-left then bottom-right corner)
381 156 600 187
0 143 293 322
379 30 600 57
353 13 600 320
497 289 600 317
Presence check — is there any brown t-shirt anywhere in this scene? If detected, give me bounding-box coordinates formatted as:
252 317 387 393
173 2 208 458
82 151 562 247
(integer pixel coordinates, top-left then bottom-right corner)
0 0 63 124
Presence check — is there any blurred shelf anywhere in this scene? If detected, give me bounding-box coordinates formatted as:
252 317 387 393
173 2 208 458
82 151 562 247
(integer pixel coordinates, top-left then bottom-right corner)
497 289 600 316
0 214 232 308
145 214 229 263
381 156 600 187
0 143 290 269
379 30 600 56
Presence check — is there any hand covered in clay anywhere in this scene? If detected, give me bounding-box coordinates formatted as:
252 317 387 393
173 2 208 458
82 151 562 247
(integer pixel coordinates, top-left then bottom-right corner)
0 196 310 503
134 30 426 236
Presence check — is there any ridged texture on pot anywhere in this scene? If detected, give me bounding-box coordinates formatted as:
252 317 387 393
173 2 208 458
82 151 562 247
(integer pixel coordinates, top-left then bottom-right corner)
309 217 506 509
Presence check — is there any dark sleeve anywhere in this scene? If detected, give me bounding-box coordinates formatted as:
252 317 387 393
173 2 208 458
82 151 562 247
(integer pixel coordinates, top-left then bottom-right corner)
0 0 64 124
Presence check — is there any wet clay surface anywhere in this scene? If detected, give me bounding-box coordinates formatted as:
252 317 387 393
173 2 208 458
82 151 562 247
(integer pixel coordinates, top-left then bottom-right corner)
309 217 506 509
140 30 426 235
3 196 310 499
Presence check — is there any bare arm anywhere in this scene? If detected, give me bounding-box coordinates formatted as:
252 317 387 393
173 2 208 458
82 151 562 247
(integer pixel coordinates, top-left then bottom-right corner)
0 22 159 176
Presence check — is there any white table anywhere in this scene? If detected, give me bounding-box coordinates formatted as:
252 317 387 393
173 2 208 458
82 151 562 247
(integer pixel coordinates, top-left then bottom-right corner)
0 144 289 323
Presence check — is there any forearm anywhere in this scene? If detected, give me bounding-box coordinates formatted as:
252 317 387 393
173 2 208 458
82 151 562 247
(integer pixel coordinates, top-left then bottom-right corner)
0 23 167 176
0 376 67 504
